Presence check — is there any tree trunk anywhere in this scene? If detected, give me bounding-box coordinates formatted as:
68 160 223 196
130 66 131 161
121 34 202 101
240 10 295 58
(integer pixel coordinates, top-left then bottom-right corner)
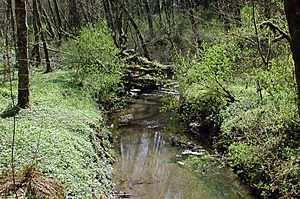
53 0 63 45
102 0 114 31
78 0 89 23
102 0 118 46
187 0 200 47
68 0 80 33
40 6 56 38
47 0 56 24
155 0 163 27
143 0 154 35
124 7 151 60
7 0 16 49
15 0 30 108
233 2 242 27
32 0 42 67
37 0 52 72
284 0 300 113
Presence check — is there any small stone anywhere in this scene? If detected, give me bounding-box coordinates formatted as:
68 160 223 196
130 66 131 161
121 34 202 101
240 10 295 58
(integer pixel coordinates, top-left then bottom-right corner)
118 114 134 125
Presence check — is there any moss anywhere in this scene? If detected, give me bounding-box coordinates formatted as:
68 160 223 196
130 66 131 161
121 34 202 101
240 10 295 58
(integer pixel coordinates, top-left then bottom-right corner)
0 70 114 198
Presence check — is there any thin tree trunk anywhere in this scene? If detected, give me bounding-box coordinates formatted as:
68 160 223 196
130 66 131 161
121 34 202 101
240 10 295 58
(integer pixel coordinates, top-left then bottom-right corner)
164 0 172 32
187 0 199 47
102 0 119 46
156 0 163 27
252 4 268 68
47 0 56 24
68 0 80 32
78 0 89 23
15 0 30 108
40 6 56 38
32 0 41 67
102 0 114 31
143 0 154 35
53 0 63 45
37 0 52 72
7 0 16 49
124 6 150 60
234 2 242 27
284 0 300 114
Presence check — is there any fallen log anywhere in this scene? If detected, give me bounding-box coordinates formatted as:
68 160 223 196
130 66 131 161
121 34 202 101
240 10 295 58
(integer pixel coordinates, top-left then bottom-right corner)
121 49 173 75
121 49 173 92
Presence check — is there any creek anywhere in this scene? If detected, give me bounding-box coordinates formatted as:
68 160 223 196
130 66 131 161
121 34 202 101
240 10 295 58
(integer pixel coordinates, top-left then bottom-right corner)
111 93 253 199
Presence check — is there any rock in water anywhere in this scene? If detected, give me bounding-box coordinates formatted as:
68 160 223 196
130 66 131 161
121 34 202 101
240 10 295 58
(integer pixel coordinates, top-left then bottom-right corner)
118 114 134 126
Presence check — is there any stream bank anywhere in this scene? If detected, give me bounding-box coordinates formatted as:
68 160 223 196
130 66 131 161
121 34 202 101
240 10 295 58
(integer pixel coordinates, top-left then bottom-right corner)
0 71 114 198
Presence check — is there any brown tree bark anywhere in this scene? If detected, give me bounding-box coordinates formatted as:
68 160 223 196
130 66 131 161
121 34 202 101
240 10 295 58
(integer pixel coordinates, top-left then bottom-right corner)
15 0 30 108
284 0 300 113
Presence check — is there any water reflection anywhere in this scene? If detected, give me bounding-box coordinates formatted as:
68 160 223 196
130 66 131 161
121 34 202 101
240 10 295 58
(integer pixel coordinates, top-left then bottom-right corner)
113 96 253 199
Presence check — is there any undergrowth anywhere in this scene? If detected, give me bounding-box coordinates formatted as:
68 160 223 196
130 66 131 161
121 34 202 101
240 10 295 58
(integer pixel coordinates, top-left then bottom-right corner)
168 13 300 197
0 70 114 198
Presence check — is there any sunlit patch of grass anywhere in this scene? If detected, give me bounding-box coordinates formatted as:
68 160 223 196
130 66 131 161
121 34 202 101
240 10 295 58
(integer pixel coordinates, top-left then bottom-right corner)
0 70 113 198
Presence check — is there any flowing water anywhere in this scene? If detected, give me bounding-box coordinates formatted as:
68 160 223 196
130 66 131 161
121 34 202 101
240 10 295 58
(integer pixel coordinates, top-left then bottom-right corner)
112 94 253 199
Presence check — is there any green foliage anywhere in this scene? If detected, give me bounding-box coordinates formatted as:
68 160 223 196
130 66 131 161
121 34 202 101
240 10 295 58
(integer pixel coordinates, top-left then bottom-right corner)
183 151 220 174
218 89 299 198
172 41 241 128
173 14 299 197
0 71 114 198
64 23 125 108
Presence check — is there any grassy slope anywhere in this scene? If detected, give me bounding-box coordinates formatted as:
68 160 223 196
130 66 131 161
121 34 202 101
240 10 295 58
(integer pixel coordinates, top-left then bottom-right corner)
0 70 113 198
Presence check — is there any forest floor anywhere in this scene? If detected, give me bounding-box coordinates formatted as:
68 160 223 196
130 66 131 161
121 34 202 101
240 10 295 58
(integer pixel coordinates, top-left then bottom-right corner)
0 70 114 198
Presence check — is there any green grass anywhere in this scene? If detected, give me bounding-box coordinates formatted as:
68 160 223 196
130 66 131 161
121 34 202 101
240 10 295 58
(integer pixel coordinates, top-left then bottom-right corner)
0 70 114 198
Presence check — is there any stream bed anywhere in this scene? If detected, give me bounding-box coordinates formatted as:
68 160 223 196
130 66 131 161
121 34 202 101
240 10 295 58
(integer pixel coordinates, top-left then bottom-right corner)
111 94 253 199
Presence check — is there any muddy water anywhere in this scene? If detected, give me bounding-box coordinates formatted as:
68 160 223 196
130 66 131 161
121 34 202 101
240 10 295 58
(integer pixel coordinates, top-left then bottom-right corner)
112 95 253 199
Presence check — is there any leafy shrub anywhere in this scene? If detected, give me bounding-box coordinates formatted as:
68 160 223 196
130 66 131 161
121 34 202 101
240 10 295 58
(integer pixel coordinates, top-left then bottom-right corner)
64 23 125 108
172 41 241 130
